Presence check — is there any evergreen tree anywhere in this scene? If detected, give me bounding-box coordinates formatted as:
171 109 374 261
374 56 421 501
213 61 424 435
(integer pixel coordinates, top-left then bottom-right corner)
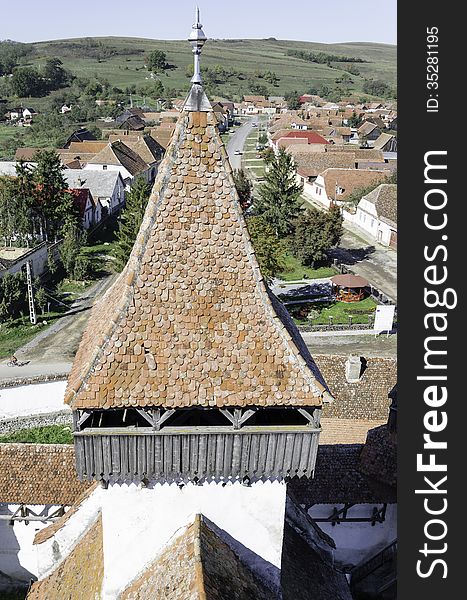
293 206 343 267
232 169 252 211
0 272 27 323
246 216 286 281
254 148 303 238
33 150 79 241
113 178 151 271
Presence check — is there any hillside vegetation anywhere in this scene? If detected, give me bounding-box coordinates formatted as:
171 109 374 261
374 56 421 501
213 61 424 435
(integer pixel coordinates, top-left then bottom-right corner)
27 36 396 99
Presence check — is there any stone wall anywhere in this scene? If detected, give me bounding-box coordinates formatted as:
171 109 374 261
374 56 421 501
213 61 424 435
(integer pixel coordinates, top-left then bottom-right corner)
0 411 72 435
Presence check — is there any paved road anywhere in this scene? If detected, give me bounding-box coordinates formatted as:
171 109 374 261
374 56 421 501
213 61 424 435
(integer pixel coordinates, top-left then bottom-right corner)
226 118 256 169
302 195 397 301
0 274 116 384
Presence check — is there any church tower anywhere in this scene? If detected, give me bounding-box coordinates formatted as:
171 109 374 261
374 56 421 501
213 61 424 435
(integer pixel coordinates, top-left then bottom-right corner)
65 10 332 486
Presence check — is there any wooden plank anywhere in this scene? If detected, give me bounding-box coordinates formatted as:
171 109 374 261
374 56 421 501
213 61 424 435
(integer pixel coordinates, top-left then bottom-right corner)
84 436 95 477
240 434 251 477
110 436 121 478
173 435 181 478
215 434 224 477
154 435 162 477
129 436 138 476
231 435 242 477
102 436 112 479
137 436 147 478
198 435 208 478
120 437 129 479
74 437 86 479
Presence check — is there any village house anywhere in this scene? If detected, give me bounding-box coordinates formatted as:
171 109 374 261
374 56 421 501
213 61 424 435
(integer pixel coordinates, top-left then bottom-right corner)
63 128 97 148
64 169 126 216
288 147 358 185
307 168 390 210
70 188 98 230
0 243 58 280
356 183 397 248
272 130 330 152
357 121 382 142
373 132 398 153
269 112 309 133
83 140 153 188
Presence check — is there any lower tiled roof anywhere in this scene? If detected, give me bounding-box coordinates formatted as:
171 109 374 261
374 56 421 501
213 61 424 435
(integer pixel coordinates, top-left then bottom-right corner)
0 443 92 505
120 514 273 600
281 522 353 600
27 514 103 600
315 355 397 421
319 418 386 444
288 442 396 506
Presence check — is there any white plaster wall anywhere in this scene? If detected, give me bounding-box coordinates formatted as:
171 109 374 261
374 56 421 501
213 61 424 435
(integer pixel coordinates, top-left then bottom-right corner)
35 488 103 579
0 504 56 583
0 381 69 420
101 480 286 599
308 503 397 567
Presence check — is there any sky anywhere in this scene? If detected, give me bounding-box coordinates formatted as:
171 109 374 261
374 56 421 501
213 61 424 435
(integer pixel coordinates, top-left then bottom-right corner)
2 0 396 45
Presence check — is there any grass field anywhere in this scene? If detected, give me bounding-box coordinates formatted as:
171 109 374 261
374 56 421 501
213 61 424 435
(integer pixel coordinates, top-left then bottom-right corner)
25 37 396 99
289 296 377 326
0 425 73 444
278 253 338 281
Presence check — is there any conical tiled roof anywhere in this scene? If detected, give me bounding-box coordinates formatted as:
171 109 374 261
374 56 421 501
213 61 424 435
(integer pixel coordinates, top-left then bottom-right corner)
65 103 331 410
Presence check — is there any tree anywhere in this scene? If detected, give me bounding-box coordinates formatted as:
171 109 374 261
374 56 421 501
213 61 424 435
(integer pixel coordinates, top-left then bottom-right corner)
33 280 47 314
42 58 69 91
0 272 27 323
254 148 303 238
284 91 301 110
347 111 362 128
113 178 151 271
147 50 168 73
33 150 80 241
60 223 86 279
10 67 44 97
247 216 286 281
233 169 253 211
362 79 393 98
293 206 343 266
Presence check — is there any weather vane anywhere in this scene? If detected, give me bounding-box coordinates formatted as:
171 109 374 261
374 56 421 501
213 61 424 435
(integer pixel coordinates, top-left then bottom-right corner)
188 6 207 85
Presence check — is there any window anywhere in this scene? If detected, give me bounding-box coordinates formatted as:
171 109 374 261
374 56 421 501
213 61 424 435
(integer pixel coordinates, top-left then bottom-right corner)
103 165 107 170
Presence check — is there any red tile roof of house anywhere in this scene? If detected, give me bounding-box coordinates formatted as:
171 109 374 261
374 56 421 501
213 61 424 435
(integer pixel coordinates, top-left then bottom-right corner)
283 131 330 145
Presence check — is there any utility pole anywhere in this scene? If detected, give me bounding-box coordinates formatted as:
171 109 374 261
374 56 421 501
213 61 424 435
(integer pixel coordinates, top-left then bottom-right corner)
25 261 37 325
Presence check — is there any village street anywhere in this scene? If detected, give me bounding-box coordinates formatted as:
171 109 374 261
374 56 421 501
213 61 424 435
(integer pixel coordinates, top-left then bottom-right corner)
226 117 256 168
302 195 397 301
0 274 116 384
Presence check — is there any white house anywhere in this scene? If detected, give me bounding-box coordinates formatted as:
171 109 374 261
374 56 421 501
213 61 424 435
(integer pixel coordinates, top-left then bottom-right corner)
64 170 126 216
356 184 397 248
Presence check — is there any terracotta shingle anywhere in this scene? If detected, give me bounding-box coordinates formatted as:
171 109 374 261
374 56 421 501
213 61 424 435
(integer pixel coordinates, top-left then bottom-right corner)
65 110 330 410
27 515 103 600
0 443 92 505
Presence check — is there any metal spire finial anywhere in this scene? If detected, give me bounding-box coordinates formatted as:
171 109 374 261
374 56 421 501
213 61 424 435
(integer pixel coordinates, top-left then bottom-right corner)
188 6 207 85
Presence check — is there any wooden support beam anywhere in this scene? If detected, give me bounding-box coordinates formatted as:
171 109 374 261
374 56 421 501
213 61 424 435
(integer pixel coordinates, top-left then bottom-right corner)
136 408 156 427
219 409 236 426
154 409 176 431
297 408 319 427
237 408 256 427
76 410 92 430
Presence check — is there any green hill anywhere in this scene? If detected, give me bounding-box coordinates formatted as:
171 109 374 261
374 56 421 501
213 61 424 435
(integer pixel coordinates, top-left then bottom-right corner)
29 36 396 99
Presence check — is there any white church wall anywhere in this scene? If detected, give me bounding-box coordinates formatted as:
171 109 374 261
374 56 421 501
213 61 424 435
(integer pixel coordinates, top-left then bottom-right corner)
35 488 103 579
0 504 55 584
101 480 286 599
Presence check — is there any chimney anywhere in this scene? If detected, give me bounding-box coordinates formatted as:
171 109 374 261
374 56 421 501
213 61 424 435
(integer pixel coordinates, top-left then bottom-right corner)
345 355 363 383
